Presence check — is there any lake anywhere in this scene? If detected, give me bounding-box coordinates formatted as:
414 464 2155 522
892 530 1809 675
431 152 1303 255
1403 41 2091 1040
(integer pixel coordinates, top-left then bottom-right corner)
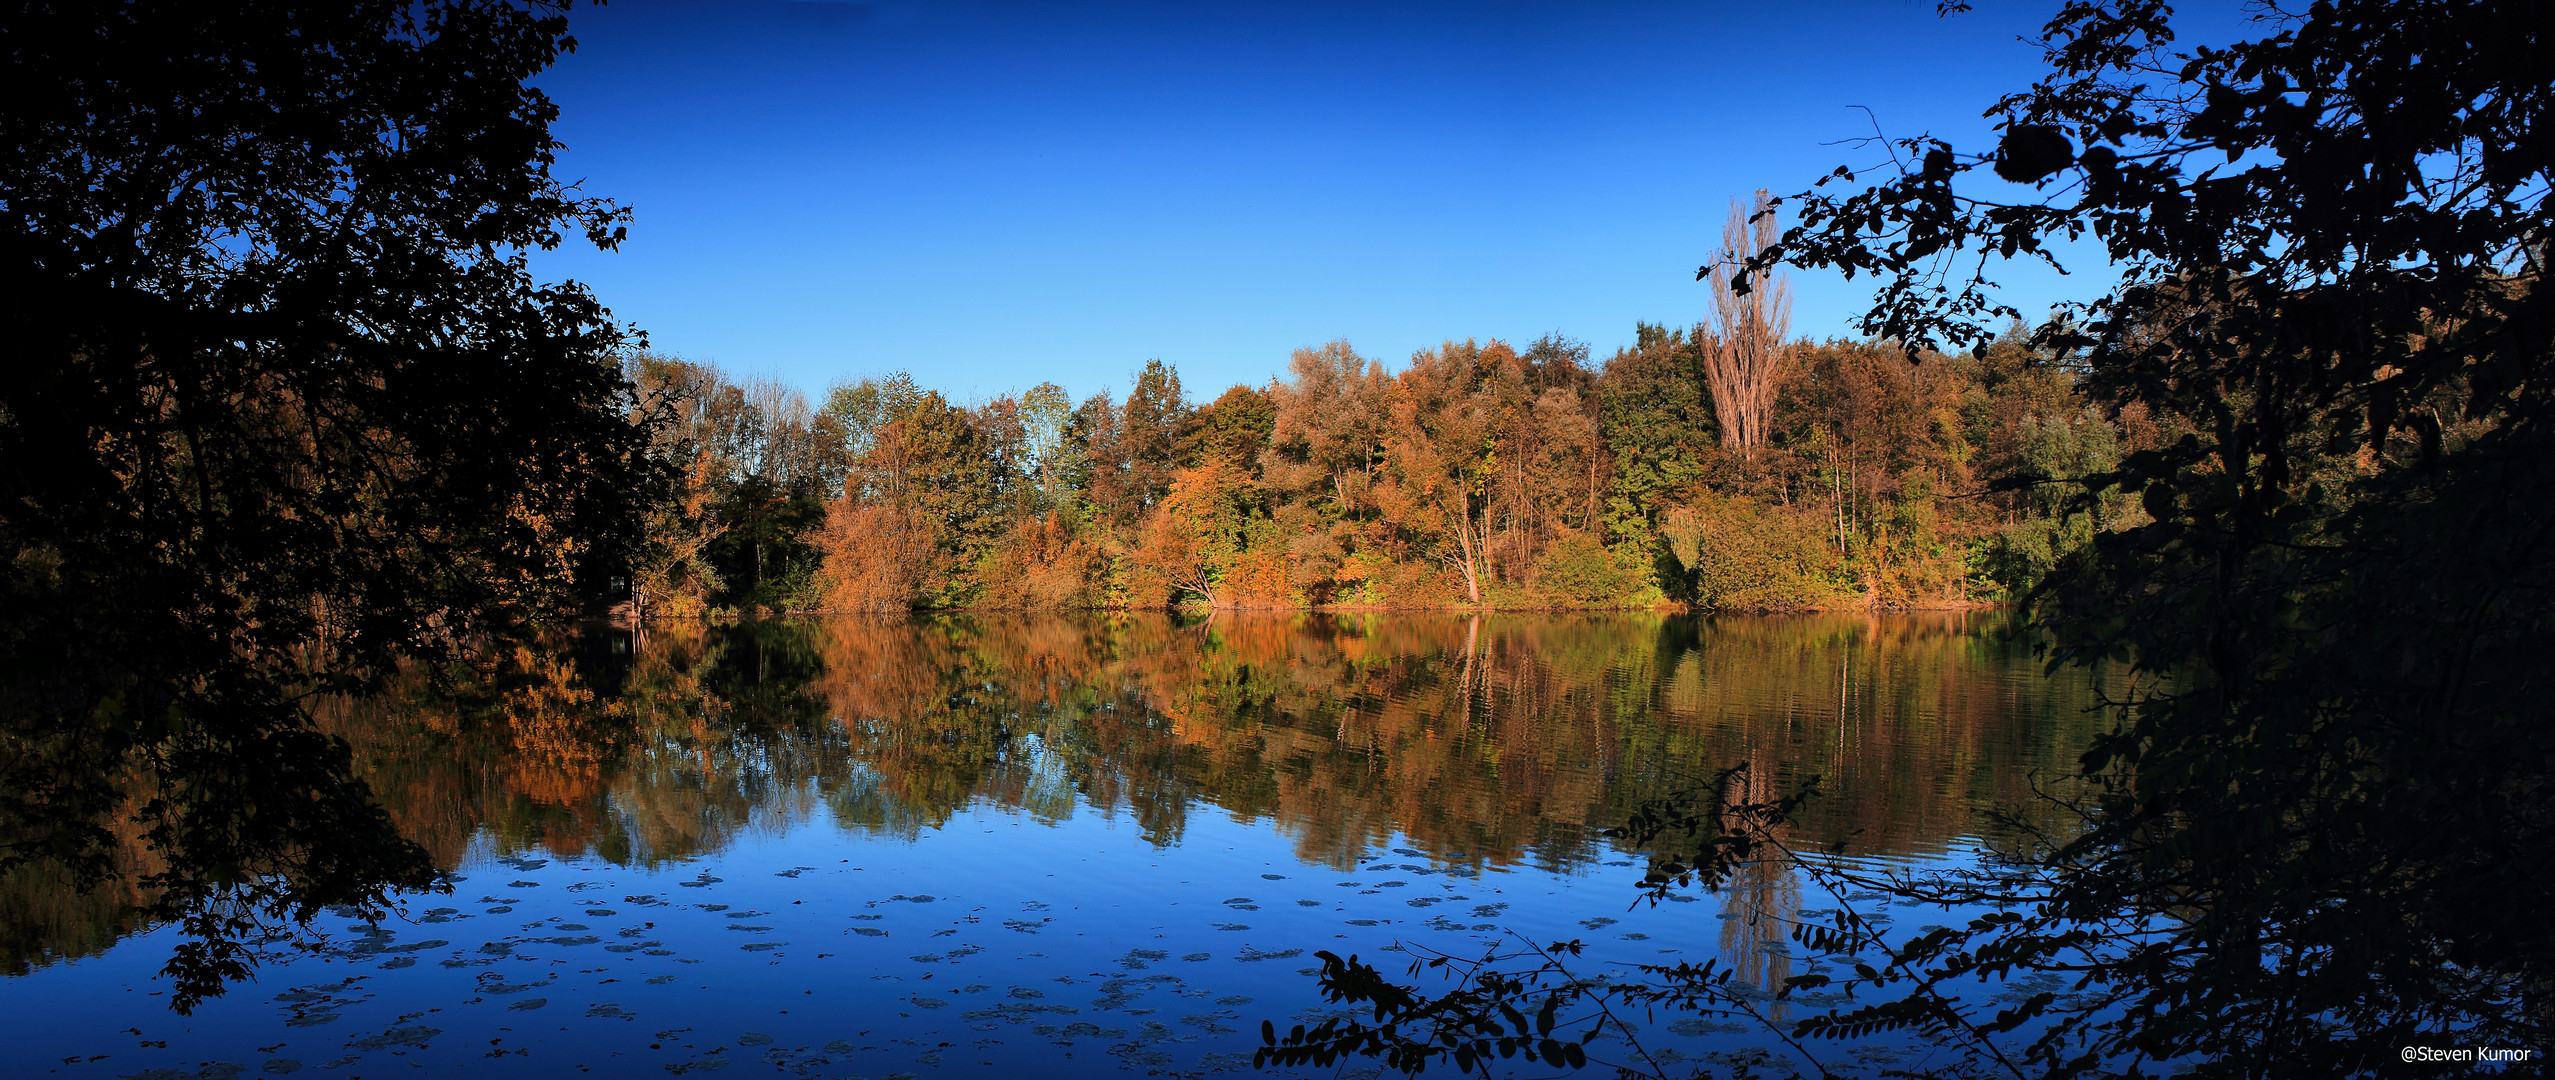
0 613 2113 1079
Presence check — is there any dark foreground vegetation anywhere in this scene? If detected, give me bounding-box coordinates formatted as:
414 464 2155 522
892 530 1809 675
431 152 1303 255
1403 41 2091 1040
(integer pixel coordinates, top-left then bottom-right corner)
2 0 2546 1077
1256 0 2554 1076
3 0 661 1008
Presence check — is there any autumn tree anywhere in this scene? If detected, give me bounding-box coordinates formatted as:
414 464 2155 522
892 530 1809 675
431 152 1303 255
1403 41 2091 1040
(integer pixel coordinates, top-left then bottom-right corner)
1182 384 1278 473
626 355 731 619
1263 340 1391 516
1378 342 1502 604
816 383 1004 609
1138 459 1259 608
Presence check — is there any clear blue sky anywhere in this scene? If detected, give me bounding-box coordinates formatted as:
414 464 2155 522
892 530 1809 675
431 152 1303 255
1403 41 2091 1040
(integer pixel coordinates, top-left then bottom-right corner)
528 0 2216 404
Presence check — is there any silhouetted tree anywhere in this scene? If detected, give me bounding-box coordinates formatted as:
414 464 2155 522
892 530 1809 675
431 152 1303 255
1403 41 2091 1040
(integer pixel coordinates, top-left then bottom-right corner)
0 0 661 1009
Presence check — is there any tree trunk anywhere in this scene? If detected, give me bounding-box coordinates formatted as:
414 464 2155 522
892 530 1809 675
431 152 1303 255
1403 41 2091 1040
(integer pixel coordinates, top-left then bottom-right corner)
1450 497 1483 605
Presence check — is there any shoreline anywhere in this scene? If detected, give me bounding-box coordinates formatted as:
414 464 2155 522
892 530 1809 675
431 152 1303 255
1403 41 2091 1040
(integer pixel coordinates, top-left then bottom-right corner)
607 597 2004 624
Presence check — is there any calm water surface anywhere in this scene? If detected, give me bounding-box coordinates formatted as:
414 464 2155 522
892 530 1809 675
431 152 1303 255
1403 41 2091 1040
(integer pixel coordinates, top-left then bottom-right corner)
0 614 2112 1079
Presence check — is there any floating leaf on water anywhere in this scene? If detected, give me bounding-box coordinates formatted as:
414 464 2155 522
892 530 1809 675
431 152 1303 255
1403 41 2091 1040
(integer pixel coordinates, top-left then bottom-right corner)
1668 1018 1751 1036
346 1025 443 1050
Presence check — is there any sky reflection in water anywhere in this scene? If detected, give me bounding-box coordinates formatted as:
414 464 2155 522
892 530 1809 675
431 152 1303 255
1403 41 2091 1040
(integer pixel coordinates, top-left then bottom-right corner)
0 613 2112 1078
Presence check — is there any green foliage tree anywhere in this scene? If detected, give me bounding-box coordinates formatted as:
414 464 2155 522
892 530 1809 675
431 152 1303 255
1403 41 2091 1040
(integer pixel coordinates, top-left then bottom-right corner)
0 0 661 1009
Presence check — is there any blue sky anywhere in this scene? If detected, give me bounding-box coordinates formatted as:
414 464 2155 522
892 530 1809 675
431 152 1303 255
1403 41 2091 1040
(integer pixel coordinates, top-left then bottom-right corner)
529 0 2203 403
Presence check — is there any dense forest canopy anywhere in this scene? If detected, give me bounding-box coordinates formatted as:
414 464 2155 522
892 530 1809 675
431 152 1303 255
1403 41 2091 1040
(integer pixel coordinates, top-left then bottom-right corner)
630 317 2139 617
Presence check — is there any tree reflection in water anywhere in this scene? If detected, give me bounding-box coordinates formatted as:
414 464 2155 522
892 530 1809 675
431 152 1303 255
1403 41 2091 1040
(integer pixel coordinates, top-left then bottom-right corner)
7 612 2112 999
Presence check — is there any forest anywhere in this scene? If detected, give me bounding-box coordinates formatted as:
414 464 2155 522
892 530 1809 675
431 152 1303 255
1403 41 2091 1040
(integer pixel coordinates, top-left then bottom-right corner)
629 305 2147 616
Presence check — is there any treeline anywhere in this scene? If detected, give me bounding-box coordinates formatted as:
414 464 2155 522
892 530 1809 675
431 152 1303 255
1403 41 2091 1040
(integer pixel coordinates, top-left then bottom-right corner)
625 324 2160 615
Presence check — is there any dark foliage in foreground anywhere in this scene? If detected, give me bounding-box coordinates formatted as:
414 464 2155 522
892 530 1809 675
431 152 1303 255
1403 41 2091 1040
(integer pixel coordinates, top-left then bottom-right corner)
1256 765 1818 1077
0 1 661 1009
1266 0 2552 1074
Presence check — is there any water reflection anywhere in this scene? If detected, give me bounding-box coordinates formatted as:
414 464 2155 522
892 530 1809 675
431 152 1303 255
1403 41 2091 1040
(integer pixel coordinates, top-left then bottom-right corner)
332 613 2100 873
8 613 2110 1024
